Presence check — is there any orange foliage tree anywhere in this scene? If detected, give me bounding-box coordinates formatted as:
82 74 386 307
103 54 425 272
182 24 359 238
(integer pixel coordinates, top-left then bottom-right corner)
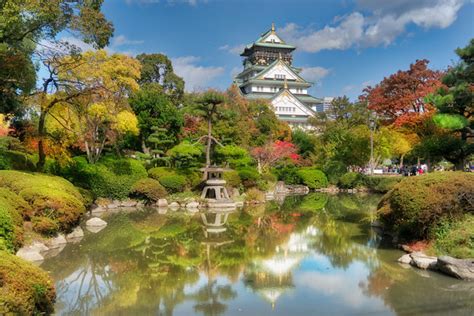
361 59 443 127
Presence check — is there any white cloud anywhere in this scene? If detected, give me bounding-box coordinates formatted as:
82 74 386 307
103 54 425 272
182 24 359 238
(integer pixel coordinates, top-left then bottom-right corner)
219 44 246 55
112 35 144 47
300 66 331 82
278 0 465 53
171 56 225 92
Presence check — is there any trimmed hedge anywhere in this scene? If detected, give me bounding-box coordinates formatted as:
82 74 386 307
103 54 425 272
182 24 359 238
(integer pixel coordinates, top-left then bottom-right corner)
297 168 328 189
158 175 187 193
223 170 241 187
0 251 56 315
338 172 364 189
0 150 36 171
148 167 174 180
131 178 167 202
364 176 402 193
237 166 261 188
0 170 86 236
63 156 148 200
378 172 474 241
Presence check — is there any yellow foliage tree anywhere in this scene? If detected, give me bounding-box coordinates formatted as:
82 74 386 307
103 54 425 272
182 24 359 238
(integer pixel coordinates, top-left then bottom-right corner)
47 50 141 163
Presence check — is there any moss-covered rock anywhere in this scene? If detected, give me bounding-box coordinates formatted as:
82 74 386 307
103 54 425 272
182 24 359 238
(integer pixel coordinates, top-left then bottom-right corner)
0 251 56 315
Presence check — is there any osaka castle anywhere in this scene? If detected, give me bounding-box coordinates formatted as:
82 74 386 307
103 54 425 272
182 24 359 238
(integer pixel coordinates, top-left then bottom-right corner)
234 23 323 129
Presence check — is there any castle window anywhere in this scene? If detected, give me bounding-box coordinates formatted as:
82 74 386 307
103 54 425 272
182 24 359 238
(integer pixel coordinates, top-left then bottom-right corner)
275 74 285 80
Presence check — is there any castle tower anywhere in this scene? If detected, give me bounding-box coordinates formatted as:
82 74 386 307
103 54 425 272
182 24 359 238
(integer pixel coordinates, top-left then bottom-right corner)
233 23 323 129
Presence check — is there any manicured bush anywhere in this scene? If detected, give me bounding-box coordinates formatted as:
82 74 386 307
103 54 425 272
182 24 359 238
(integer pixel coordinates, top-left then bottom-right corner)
131 178 167 202
63 157 148 200
148 166 172 180
214 145 253 168
378 172 474 241
0 188 28 251
364 176 402 193
223 170 241 187
166 141 203 168
338 172 366 189
0 171 87 236
0 251 56 315
272 164 302 185
237 166 261 188
297 168 328 189
323 161 347 185
158 175 187 193
0 207 15 252
0 150 36 171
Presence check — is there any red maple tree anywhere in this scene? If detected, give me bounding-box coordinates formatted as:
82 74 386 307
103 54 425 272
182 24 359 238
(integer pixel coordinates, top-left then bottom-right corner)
251 140 300 173
361 59 443 127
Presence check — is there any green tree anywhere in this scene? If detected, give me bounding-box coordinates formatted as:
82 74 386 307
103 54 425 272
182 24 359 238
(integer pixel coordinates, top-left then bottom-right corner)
129 84 183 153
0 0 113 116
136 53 185 101
428 39 474 169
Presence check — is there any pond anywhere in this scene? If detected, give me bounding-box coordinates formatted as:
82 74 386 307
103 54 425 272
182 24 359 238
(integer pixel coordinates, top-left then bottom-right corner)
41 193 474 315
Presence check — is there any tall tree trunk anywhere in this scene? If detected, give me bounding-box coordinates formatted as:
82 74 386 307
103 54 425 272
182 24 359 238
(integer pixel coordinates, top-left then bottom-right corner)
399 154 404 169
37 111 47 171
206 116 212 167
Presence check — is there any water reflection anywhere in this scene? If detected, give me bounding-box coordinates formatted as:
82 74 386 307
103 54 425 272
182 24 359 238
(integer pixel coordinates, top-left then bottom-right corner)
42 194 474 316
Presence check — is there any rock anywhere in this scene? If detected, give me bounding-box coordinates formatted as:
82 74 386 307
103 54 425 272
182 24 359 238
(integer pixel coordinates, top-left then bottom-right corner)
157 207 168 214
136 201 145 208
186 201 200 209
410 252 438 270
86 217 107 227
30 241 49 252
398 254 412 264
91 205 106 215
86 225 106 234
400 244 414 253
107 200 121 209
66 226 84 241
169 202 180 209
437 256 474 281
235 201 244 207
157 199 168 207
46 234 67 249
120 199 137 207
16 248 44 262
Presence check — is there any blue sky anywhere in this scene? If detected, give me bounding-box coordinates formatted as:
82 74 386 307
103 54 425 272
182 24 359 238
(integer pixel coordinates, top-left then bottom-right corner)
77 0 473 99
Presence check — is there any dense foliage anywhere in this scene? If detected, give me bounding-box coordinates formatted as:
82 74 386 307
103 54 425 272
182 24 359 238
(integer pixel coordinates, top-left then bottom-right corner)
0 251 56 315
377 172 474 241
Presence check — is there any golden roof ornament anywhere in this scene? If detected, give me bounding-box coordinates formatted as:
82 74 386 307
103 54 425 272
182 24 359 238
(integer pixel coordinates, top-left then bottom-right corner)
284 77 288 89
271 22 275 32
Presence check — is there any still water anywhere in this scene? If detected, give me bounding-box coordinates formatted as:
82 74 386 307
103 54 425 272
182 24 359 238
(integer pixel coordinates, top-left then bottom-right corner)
42 194 474 315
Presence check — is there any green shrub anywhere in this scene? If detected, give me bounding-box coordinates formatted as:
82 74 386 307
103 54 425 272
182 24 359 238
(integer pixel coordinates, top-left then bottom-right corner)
223 170 241 187
323 161 347 185
237 166 261 188
214 145 253 167
0 251 56 315
378 172 474 241
297 168 328 189
32 216 59 235
272 164 302 185
148 167 173 180
131 178 167 202
0 206 15 252
19 187 85 234
0 188 28 251
0 170 86 236
363 176 401 193
63 157 147 200
430 214 474 258
0 150 36 171
158 175 187 193
338 172 366 189
167 141 203 168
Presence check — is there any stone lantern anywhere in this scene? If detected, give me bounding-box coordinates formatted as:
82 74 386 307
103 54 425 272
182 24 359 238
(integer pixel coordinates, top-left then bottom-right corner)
200 166 236 208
